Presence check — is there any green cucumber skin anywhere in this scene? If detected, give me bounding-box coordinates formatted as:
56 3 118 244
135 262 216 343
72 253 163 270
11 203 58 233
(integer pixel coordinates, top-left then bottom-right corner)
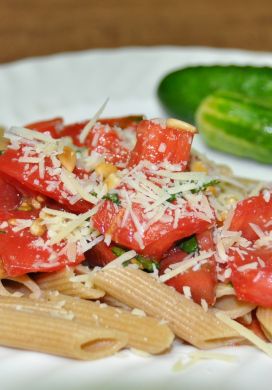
196 92 272 164
158 65 272 123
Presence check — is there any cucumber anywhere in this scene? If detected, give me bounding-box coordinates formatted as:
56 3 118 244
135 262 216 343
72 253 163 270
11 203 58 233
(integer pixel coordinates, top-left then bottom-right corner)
196 91 272 164
158 65 272 123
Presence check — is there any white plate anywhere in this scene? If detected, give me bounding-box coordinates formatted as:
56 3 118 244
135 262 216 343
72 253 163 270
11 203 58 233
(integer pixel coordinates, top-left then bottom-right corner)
0 46 272 390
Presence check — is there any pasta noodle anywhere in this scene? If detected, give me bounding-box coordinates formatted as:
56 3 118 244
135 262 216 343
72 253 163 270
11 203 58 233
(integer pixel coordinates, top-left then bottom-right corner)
0 114 271 362
214 295 256 319
93 268 243 348
0 294 174 354
35 267 105 299
257 307 272 341
0 305 127 360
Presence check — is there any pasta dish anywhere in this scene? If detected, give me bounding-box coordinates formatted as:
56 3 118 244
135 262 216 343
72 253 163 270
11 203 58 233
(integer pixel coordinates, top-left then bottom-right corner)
0 111 271 360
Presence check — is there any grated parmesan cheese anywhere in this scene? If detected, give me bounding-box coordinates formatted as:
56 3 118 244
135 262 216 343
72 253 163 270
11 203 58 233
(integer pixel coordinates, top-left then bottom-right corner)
216 311 272 358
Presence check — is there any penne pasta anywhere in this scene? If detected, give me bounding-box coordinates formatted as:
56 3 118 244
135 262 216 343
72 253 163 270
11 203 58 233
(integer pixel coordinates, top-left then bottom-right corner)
215 283 236 298
93 268 243 349
0 294 174 354
214 295 256 319
35 267 105 299
0 305 127 360
102 294 132 311
1 112 272 364
256 307 272 341
0 274 42 298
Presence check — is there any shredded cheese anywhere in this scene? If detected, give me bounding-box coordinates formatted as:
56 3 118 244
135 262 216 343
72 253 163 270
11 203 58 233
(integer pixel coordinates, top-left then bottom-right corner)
159 251 214 283
216 311 272 358
79 98 109 144
103 250 137 269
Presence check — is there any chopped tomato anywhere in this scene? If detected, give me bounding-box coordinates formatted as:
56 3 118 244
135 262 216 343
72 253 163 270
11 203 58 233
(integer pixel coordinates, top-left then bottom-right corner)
58 121 86 146
159 246 216 305
59 116 140 166
0 147 92 213
0 178 84 276
196 229 215 252
228 191 272 306
0 173 49 220
0 222 84 276
128 120 195 168
26 117 64 138
158 231 217 305
229 246 272 307
0 174 21 213
159 247 188 273
85 241 117 267
230 191 272 241
84 126 130 166
93 200 213 260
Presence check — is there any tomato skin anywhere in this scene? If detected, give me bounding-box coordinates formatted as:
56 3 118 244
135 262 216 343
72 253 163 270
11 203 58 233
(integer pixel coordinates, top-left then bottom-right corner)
93 200 212 260
0 174 84 276
128 120 194 168
0 223 84 276
26 118 64 138
158 231 217 305
230 191 272 241
59 118 135 165
196 229 215 252
159 247 188 273
0 147 92 213
85 241 116 267
228 191 272 306
159 246 216 305
0 174 21 213
229 246 272 307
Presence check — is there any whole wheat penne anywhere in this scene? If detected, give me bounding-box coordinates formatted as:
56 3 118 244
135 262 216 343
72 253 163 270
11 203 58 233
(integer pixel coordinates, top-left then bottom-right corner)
0 274 42 298
257 307 272 341
35 267 104 299
215 283 236 298
214 295 256 319
0 294 174 354
0 306 127 360
102 294 132 311
93 268 243 349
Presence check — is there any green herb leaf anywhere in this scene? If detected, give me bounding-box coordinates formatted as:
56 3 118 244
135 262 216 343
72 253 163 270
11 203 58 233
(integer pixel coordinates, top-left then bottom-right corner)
112 246 159 273
179 235 198 254
111 246 126 257
167 194 177 202
123 255 159 273
134 255 160 273
191 179 220 194
102 193 121 205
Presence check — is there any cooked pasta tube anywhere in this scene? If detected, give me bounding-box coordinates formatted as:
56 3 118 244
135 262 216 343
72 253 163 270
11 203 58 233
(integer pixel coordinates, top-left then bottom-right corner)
93 268 243 349
257 307 272 341
35 267 104 299
0 295 174 354
0 274 42 298
0 306 127 360
102 294 132 311
214 296 256 319
215 283 236 298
